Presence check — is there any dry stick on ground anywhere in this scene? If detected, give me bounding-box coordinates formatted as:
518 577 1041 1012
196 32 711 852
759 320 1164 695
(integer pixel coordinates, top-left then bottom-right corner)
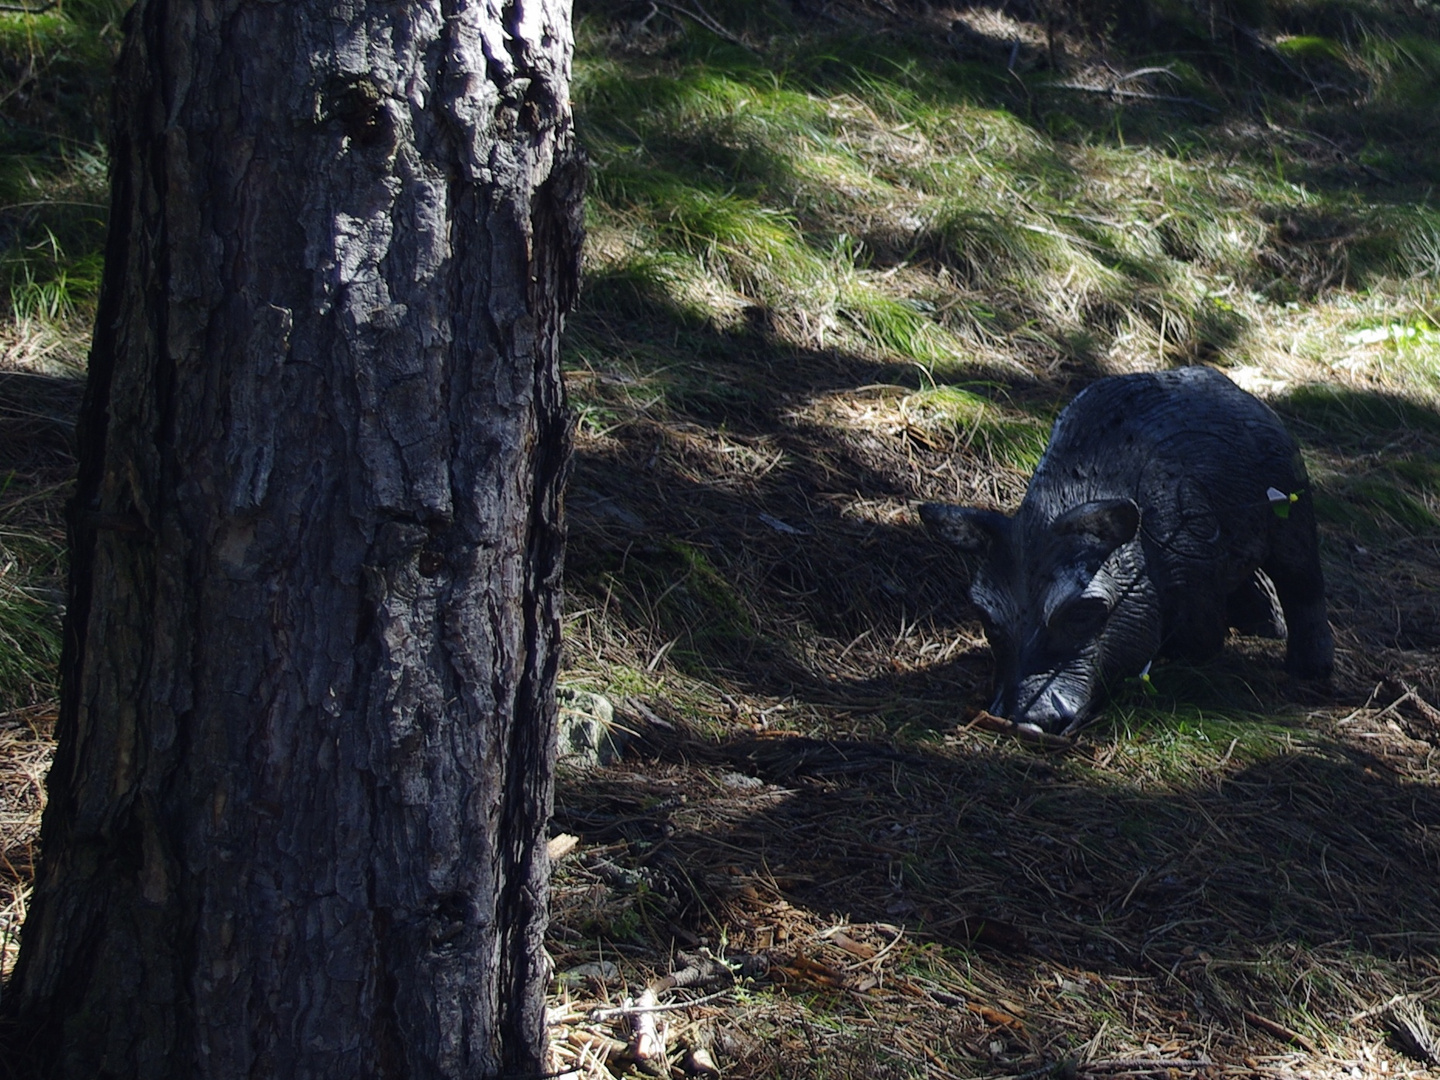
1393 679 1440 728
622 696 675 732
564 1030 629 1058
0 1 57 11
583 951 741 1067
1110 65 1180 83
1243 1010 1319 1054
1044 82 1220 112
649 0 755 50
1083 1058 1213 1071
655 951 734 992
628 987 664 1066
588 986 734 1022
964 710 1076 750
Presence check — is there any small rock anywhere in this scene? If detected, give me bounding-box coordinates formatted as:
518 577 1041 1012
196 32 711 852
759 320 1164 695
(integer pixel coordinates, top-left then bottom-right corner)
719 771 764 790
558 960 620 986
556 687 627 768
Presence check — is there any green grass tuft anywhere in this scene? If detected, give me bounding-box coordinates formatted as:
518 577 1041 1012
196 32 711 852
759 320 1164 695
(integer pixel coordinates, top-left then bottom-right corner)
902 385 1051 471
0 521 62 711
1279 382 1440 442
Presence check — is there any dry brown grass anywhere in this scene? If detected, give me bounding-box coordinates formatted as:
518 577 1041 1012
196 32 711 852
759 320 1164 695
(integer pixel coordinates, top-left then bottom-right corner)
0 323 82 983
548 4 1440 1059
546 650 1440 1079
0 707 51 982
4 2 1440 1077
551 297 1440 1076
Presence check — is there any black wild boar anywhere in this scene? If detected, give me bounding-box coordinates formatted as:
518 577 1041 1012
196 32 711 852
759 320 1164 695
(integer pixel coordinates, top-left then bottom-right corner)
920 367 1333 734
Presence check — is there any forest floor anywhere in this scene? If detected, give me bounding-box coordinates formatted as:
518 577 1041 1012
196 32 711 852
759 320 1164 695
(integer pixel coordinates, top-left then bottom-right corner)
5 0 1440 1077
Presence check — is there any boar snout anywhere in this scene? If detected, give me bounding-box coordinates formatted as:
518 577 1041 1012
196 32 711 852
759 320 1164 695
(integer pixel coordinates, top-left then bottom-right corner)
1004 670 1096 735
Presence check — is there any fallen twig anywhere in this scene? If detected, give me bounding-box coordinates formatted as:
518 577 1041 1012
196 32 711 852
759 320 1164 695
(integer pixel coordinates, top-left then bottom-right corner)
587 985 733 1022
0 1 57 11
1083 1057 1213 1072
1044 82 1219 112
1395 679 1440 728
621 696 674 731
564 1030 628 1058
963 710 1076 750
651 0 754 51
627 987 663 1068
655 949 733 992
1244 1010 1319 1054
1111 65 1178 84
969 1001 1027 1032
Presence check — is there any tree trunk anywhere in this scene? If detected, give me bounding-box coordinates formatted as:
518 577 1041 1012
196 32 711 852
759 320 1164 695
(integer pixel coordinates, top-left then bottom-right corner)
4 1 582 1076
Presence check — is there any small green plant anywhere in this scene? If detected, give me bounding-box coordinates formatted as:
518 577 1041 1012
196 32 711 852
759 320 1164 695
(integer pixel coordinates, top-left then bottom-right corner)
0 531 63 711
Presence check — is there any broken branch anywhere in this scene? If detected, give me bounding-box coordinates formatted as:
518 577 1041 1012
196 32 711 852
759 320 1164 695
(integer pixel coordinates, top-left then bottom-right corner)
1044 82 1219 112
1244 1010 1319 1054
587 985 734 1022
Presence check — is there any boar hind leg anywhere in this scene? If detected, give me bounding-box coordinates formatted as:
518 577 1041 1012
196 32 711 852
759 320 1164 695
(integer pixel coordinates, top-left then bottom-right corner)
1264 504 1334 679
1226 569 1287 639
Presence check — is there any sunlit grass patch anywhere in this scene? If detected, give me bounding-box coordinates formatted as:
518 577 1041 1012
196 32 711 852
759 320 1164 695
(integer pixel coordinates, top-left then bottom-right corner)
1337 314 1440 388
900 385 1050 471
0 150 107 329
597 171 829 292
836 282 966 368
580 238 748 330
577 59 846 193
574 34 1417 381
1092 703 1303 777
924 199 1066 287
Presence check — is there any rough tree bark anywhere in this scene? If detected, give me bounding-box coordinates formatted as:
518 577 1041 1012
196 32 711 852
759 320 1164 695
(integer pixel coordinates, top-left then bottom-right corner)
4 1 582 1077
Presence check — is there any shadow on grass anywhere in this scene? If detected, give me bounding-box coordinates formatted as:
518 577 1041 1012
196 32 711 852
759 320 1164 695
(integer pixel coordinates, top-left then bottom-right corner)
564 278 1440 706
578 0 1440 324
559 720 1440 963
558 223 1440 1060
0 369 82 475
0 369 78 713
553 705 1440 1064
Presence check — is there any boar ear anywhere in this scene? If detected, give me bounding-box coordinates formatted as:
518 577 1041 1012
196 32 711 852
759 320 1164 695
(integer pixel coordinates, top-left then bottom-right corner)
1052 498 1139 549
919 503 1011 552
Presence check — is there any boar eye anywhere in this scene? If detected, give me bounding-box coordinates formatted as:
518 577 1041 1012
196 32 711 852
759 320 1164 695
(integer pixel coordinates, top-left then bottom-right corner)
1047 596 1109 645
975 606 1005 635
973 606 1015 649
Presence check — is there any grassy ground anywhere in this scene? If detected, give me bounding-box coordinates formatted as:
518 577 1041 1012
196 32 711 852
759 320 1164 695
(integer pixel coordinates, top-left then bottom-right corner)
0 0 119 977
5 0 1440 1076
549 1 1440 1077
